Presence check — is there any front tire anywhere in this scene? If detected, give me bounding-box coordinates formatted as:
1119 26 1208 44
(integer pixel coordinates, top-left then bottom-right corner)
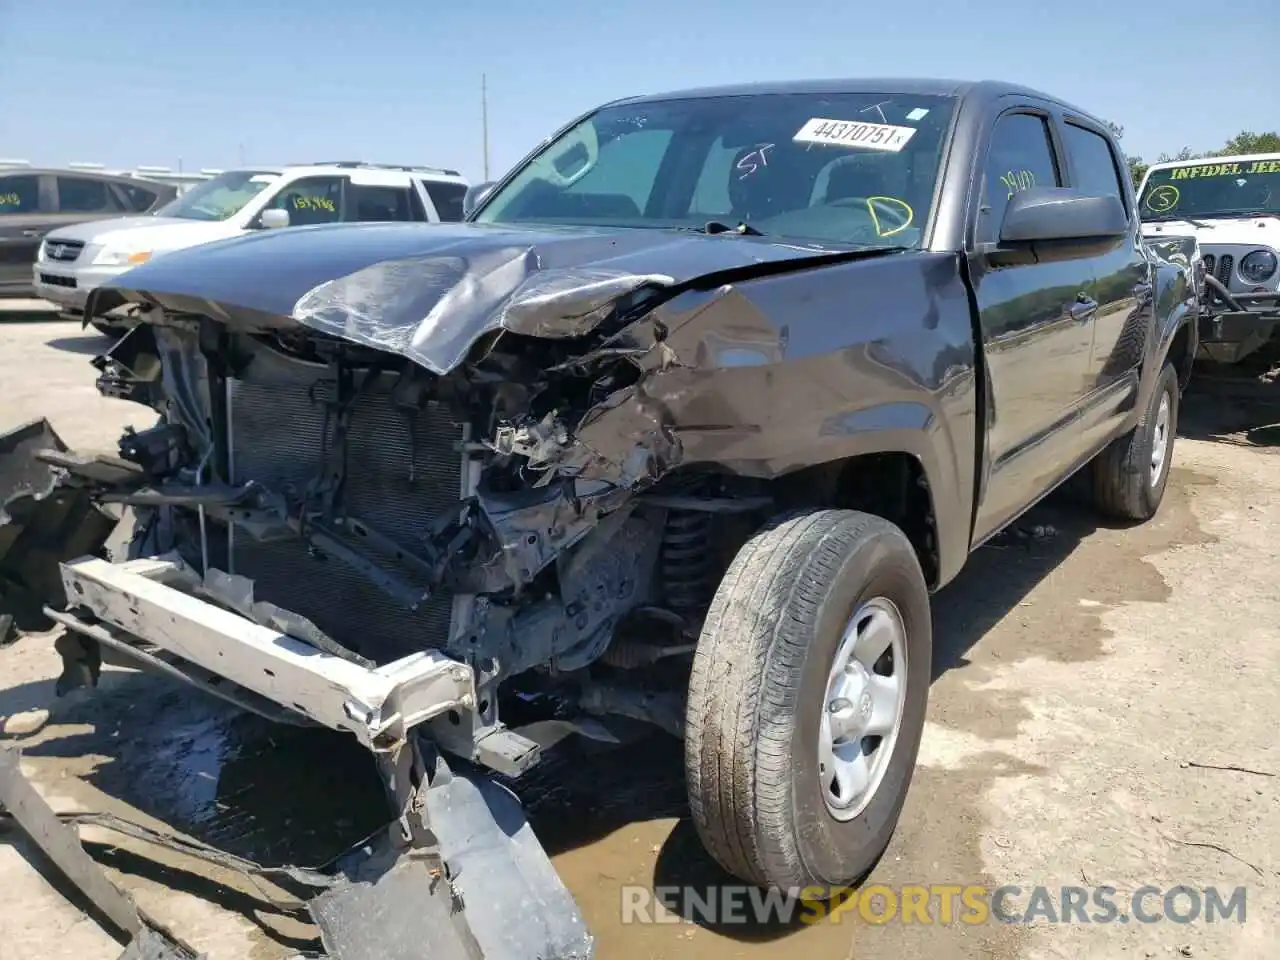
1090 361 1179 521
685 509 931 892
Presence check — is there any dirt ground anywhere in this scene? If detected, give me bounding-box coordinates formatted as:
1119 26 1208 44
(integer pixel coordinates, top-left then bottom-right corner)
1 316 1277 960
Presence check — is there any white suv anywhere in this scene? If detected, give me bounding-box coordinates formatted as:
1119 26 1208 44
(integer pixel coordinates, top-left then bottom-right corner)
33 162 469 330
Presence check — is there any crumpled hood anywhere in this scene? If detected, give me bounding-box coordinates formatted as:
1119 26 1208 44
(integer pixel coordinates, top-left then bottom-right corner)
98 220 879 374
45 215 237 250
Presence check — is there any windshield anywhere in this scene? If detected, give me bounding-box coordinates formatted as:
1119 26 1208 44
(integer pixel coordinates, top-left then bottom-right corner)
1139 158 1280 220
154 170 279 222
475 92 957 248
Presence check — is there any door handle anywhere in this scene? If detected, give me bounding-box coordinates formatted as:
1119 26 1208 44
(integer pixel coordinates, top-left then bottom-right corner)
21 230 43 238
1069 294 1097 322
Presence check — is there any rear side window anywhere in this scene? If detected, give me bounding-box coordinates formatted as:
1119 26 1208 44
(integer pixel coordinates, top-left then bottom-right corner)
979 113 1062 243
1063 123 1128 210
421 180 466 221
57 177 119 213
118 183 160 212
0 175 40 215
345 184 414 222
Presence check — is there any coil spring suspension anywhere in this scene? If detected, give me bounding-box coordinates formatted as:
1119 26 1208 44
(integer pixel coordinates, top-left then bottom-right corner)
660 509 713 616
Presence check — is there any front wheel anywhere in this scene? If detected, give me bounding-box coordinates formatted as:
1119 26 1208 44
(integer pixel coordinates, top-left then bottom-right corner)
684 508 932 892
1090 361 1179 521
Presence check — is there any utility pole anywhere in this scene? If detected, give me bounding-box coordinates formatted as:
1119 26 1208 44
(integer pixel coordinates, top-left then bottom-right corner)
238 142 246 166
482 73 490 180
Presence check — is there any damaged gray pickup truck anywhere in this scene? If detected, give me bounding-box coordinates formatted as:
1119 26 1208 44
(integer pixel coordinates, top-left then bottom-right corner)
2 78 1198 958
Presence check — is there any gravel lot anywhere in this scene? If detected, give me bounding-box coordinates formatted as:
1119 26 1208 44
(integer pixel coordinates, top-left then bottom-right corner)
2 316 1277 960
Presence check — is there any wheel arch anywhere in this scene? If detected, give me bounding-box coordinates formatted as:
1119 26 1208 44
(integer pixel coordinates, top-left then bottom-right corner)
767 448 942 589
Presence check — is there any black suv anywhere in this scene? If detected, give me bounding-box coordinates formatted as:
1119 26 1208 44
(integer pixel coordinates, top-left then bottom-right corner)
0 168 178 297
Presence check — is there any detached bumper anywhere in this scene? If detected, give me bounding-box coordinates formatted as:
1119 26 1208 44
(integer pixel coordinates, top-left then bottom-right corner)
55 554 478 750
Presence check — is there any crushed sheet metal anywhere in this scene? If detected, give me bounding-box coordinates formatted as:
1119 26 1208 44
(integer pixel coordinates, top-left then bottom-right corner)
0 748 202 960
0 418 117 642
292 249 671 375
94 220 873 375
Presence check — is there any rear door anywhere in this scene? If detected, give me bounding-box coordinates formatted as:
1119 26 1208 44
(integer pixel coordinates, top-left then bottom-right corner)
967 105 1096 543
1059 119 1152 452
0 173 55 294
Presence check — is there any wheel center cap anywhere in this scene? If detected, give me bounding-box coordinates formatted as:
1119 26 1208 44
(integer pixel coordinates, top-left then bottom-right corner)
856 690 875 726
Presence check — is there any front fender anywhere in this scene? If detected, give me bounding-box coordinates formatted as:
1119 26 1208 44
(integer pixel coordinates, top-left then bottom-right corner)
562 252 980 587
1137 251 1199 413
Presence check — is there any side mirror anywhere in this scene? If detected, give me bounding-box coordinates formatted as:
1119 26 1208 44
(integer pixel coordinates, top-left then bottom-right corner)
999 187 1128 252
259 208 290 230
462 182 496 219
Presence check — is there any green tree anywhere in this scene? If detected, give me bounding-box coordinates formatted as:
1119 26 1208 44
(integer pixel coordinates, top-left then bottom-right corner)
1157 147 1203 163
1215 131 1280 156
1128 156 1149 189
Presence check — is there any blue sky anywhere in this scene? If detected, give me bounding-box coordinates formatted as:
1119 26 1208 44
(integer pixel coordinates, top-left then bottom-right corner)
2 0 1276 182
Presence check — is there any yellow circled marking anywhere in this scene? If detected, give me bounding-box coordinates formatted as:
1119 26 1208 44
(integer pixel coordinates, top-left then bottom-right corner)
1144 184 1180 213
866 196 914 237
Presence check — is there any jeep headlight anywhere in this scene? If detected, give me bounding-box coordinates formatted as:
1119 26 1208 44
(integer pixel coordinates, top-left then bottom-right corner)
93 247 153 267
1239 249 1278 284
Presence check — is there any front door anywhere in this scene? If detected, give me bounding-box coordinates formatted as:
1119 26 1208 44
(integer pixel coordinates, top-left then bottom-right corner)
968 109 1096 544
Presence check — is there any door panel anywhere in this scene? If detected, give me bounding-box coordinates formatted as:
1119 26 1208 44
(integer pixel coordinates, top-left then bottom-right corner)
969 110 1095 544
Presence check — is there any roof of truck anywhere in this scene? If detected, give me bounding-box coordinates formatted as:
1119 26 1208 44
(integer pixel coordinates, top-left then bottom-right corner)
616 78 1097 122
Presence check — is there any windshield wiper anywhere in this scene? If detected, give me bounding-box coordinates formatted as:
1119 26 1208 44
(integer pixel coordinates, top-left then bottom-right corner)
700 220 766 237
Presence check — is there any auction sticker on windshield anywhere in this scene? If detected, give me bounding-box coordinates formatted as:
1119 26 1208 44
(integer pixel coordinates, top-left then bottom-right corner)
794 118 917 152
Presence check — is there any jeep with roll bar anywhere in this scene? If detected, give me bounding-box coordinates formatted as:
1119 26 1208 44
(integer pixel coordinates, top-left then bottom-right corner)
1 78 1197 959
1138 153 1280 364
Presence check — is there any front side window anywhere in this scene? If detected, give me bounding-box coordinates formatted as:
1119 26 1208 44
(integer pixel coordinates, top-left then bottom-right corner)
474 92 958 248
979 113 1062 242
0 175 40 215
155 170 278 222
269 176 344 225
57 177 118 213
1139 158 1280 221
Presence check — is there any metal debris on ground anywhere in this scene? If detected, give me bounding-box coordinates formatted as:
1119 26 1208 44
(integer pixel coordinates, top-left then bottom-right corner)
0 747 203 960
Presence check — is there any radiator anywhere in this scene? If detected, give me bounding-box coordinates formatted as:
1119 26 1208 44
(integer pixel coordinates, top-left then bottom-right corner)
225 344 465 664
